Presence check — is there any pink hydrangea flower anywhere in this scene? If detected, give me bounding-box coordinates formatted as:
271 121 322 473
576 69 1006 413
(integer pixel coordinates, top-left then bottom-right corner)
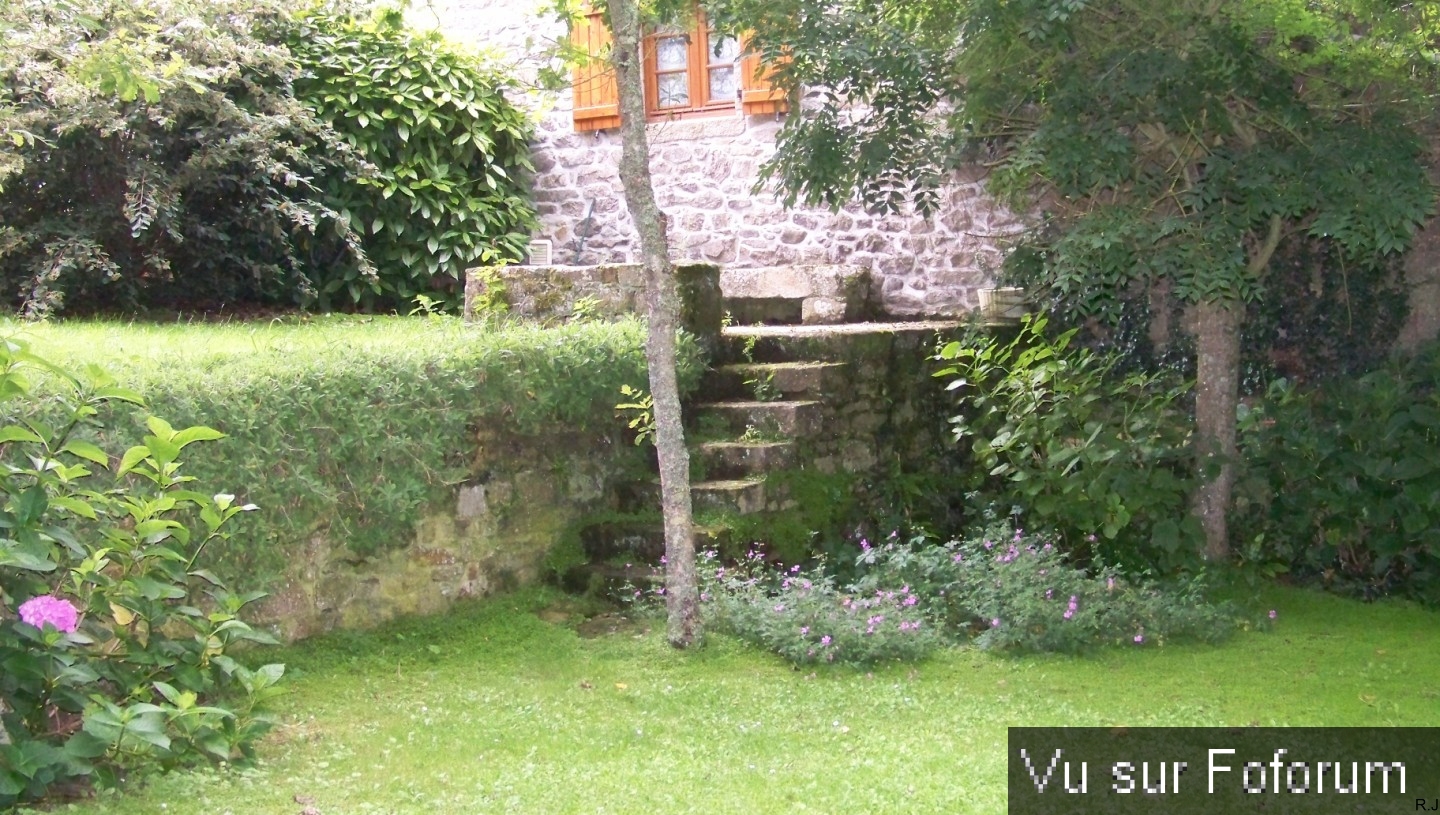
18 595 79 633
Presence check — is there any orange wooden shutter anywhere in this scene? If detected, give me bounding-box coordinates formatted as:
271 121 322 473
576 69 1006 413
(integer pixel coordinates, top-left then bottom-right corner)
739 41 789 116
572 7 621 131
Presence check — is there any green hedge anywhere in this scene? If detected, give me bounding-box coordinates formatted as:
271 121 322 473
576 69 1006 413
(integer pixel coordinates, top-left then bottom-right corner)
10 317 701 588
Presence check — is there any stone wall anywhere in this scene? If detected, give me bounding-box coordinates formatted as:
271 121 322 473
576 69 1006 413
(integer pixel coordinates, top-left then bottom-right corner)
409 1 1020 317
254 429 641 642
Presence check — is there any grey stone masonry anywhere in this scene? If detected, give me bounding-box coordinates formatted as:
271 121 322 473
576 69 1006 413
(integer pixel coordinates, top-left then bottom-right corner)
412 0 1024 316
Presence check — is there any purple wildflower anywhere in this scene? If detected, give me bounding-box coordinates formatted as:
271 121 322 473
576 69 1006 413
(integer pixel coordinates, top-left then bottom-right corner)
1134 634 1144 644
1268 609 1278 620
990 617 1001 628
820 635 832 646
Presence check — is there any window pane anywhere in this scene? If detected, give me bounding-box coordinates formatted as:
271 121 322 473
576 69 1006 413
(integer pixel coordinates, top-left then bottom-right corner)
656 36 688 71
657 72 689 107
709 66 736 101
710 35 740 63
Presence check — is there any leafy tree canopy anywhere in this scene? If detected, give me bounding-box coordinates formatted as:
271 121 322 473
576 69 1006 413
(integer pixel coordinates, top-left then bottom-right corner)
709 0 1439 313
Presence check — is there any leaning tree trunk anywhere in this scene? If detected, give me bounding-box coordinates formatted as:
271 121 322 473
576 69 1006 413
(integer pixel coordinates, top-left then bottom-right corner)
1190 298 1243 561
608 0 701 648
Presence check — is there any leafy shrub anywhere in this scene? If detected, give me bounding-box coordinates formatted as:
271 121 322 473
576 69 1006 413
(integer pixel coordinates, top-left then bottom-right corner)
285 5 537 311
1237 348 1440 604
0 0 369 316
700 548 943 666
0 342 282 805
935 314 1199 572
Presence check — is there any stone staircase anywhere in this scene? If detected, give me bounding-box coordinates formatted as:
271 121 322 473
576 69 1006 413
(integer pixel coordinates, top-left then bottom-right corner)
577 265 963 589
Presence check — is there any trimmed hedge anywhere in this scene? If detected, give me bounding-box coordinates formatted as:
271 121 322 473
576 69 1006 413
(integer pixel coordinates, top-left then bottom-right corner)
10 316 701 588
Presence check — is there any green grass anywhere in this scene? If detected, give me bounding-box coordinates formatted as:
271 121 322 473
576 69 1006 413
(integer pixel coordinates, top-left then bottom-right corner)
26 583 1440 815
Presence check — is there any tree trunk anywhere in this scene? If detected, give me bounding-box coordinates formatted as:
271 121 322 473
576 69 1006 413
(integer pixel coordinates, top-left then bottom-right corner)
1190 297 1242 561
607 0 701 648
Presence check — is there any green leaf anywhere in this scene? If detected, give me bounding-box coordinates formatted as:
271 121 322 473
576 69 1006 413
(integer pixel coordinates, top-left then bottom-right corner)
145 416 176 441
50 496 98 520
171 426 225 448
61 440 110 466
143 435 182 466
0 426 44 444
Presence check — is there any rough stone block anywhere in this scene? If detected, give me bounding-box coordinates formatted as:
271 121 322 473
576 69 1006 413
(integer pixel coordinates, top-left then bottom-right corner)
802 297 848 324
456 485 488 520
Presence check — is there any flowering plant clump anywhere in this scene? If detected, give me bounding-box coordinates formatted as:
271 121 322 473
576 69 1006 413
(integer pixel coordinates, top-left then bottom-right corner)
16 595 79 633
0 343 284 806
855 521 1237 653
695 519 1242 665
698 548 943 666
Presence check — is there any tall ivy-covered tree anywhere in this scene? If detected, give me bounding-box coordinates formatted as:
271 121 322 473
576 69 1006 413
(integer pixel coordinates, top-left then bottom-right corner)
709 0 1438 560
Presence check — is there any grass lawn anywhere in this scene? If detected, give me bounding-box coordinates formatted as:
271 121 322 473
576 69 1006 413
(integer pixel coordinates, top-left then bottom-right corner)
22 583 1439 815
3 314 504 372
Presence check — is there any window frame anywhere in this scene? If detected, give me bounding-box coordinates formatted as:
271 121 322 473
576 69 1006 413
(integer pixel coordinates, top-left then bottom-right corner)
641 11 740 121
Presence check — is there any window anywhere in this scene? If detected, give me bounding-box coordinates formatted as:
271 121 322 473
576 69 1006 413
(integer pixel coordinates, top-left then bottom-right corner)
644 16 740 120
570 7 787 132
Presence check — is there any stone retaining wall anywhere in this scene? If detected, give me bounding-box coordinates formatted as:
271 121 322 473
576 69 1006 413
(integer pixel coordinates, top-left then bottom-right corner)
255 429 641 642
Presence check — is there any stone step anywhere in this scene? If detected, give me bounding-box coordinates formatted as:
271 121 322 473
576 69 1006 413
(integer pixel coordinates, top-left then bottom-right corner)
580 519 732 564
702 361 847 400
724 297 802 326
719 320 964 363
693 477 768 515
696 399 822 438
580 517 665 562
696 439 796 479
577 521 736 598
628 476 770 516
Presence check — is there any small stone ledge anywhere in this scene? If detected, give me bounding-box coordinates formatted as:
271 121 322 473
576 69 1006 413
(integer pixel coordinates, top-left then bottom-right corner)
720 265 874 324
464 261 722 351
647 114 747 143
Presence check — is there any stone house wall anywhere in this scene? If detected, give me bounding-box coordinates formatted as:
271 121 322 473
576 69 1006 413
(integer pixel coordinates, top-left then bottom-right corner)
408 0 1021 317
